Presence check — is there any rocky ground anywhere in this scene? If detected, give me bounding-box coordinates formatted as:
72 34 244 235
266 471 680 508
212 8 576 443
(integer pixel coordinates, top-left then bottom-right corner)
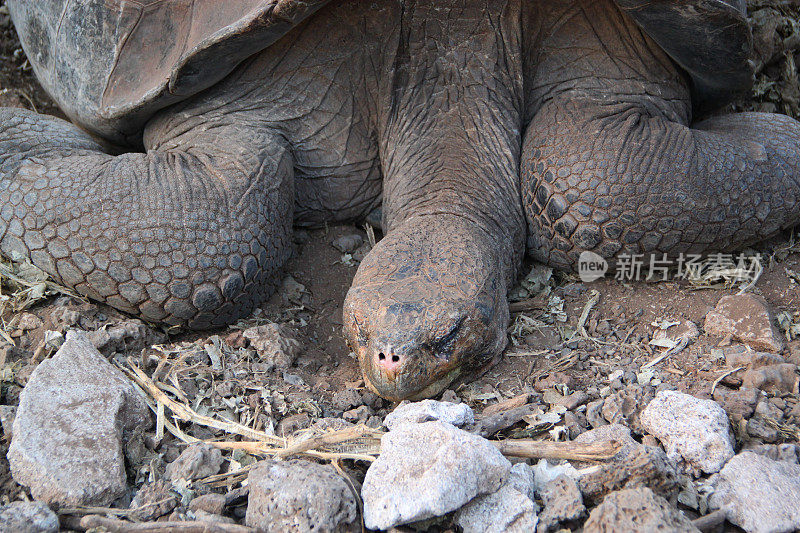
1 1 800 533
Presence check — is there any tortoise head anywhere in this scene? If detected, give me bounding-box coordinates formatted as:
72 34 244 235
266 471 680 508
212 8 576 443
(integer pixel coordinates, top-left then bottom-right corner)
343 220 509 401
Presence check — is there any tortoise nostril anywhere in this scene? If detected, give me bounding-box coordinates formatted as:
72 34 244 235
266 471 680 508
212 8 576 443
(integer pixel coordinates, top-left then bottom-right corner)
375 349 403 373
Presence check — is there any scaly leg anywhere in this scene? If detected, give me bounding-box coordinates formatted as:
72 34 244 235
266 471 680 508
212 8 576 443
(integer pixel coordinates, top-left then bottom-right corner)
522 0 800 269
523 98 800 269
0 107 294 328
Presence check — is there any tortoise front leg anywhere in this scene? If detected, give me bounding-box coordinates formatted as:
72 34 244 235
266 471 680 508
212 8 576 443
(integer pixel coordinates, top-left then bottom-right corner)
522 96 800 269
0 108 294 328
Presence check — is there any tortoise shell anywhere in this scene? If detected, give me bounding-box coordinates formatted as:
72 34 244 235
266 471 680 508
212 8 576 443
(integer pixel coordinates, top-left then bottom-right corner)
8 0 751 147
8 0 330 145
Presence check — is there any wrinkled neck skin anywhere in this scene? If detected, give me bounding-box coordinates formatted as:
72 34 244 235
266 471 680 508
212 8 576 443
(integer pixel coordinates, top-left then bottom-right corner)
344 0 527 400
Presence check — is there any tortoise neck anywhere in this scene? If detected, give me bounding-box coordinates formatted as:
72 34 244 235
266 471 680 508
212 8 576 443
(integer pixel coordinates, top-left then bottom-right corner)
376 0 526 284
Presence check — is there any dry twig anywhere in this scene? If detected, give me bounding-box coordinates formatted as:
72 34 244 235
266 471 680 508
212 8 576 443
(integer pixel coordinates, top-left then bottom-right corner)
508 296 547 315
491 438 621 461
59 498 176 518
275 425 383 459
79 515 255 533
711 366 745 395
641 336 689 370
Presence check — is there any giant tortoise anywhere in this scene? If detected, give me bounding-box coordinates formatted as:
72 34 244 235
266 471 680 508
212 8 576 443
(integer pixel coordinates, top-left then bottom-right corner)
2 0 798 400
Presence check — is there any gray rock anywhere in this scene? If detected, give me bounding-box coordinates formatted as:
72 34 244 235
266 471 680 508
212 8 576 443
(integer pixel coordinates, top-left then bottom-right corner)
590 444 681 503
383 399 474 430
0 404 16 438
583 487 699 533
747 416 780 443
8 330 151 506
166 443 224 482
331 234 364 254
454 484 538 533
531 459 580 493
343 405 373 423
87 319 166 355
741 364 799 395
242 323 301 370
744 443 799 465
574 429 681 503
362 420 510 529
506 462 536 500
755 398 784 419
0 501 59 533
537 474 586 533
601 385 652 433
791 401 800 421
129 480 178 521
704 294 786 353
192 509 236 524
454 462 539 533
712 386 760 420
366 415 384 429
710 451 800 533
331 390 363 412
575 423 637 450
640 390 734 474
246 459 357 532
188 493 227 516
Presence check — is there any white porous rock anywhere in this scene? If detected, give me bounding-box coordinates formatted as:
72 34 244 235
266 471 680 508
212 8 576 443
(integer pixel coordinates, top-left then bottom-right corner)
640 390 734 474
454 484 538 533
0 501 59 533
362 420 510 530
383 399 474 430
710 451 800 533
506 462 537 500
454 462 539 533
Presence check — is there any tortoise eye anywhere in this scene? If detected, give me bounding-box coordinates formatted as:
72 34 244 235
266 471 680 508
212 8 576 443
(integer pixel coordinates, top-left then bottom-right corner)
432 317 466 360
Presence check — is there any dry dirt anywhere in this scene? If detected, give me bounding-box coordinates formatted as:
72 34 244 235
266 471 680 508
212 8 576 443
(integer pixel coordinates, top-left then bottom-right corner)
0 1 799 531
